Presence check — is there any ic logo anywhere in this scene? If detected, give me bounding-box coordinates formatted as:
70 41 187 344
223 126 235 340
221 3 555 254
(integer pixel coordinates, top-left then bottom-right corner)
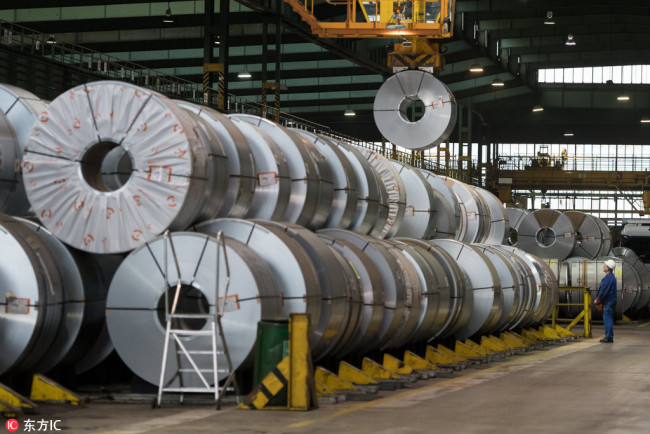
5 419 18 432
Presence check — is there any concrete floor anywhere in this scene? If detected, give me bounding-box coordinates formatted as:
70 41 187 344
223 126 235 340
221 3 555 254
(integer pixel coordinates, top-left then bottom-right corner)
31 322 650 433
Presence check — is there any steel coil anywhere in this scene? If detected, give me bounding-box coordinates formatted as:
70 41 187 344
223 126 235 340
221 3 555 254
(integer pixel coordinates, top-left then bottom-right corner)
106 232 282 386
23 81 229 253
0 85 49 215
230 114 334 229
373 70 457 151
517 209 576 260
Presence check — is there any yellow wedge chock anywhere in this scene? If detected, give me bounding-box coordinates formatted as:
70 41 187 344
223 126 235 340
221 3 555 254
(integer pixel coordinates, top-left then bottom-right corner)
425 345 456 365
383 354 414 375
315 367 358 391
464 339 494 356
539 326 562 340
454 341 483 359
437 344 468 363
0 384 38 416
30 375 83 405
338 361 379 385
404 351 438 371
362 357 401 380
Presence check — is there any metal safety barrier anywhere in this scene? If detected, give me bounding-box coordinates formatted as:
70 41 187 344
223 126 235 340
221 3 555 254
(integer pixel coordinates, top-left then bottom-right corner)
551 287 592 338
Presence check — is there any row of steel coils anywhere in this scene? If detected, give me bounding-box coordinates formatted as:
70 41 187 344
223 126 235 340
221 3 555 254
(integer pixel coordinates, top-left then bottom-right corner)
507 208 650 317
0 81 554 387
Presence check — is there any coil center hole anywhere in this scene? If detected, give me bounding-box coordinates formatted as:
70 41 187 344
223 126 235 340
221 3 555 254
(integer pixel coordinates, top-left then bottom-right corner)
535 227 556 247
399 97 426 123
80 141 133 192
156 285 210 331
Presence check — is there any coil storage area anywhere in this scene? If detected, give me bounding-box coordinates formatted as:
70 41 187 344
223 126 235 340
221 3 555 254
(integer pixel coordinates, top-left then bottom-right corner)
1 79 647 424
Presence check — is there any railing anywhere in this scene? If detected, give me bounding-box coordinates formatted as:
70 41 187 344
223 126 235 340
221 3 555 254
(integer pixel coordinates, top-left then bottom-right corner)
496 154 650 172
0 19 481 186
551 287 592 338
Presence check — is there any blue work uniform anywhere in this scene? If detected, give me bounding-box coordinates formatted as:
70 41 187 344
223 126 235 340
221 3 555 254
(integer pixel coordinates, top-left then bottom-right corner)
596 272 617 341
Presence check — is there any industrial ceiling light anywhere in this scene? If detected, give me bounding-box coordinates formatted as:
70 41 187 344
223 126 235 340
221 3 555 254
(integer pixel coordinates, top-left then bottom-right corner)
617 95 630 101
491 78 505 86
46 35 56 44
641 117 650 123
214 36 220 45
565 33 576 46
544 11 555 25
237 70 252 79
532 105 544 112
469 63 484 73
344 108 356 116
564 131 574 137
163 2 174 23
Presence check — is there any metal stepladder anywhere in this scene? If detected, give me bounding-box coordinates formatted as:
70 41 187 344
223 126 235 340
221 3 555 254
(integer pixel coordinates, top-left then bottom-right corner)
154 231 240 410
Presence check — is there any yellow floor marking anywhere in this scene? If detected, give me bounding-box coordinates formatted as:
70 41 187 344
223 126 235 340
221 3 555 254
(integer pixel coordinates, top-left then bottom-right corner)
288 340 594 429
636 322 650 328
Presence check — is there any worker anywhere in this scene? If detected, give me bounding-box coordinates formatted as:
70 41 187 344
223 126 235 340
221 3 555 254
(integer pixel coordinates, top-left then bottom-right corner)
594 259 617 343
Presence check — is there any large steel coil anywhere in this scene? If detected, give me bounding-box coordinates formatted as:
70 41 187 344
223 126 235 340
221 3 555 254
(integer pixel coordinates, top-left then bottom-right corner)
391 161 437 239
293 131 359 229
23 81 230 253
397 238 469 339
0 215 120 376
416 170 462 239
517 209 576 260
230 114 334 229
317 234 385 355
472 244 520 332
106 232 282 386
564 211 611 259
255 221 355 359
193 219 322 347
176 102 256 218
332 141 388 237
506 208 529 247
227 117 291 220
432 239 503 339
319 229 406 350
0 84 49 215
373 70 457 151
474 187 510 245
492 245 558 326
355 148 407 238
442 177 490 243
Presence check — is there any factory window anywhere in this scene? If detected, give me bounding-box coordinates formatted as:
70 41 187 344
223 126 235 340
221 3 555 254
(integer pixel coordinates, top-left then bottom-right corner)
538 65 650 84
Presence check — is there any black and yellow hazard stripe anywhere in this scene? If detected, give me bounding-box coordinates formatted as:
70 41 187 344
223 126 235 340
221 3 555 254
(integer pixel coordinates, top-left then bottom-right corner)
238 356 290 409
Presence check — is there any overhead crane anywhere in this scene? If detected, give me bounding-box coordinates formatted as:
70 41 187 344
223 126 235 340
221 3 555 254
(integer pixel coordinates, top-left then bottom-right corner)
283 0 455 73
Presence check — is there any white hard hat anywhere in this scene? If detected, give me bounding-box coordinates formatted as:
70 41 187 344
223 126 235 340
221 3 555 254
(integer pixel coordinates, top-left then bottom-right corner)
604 259 616 270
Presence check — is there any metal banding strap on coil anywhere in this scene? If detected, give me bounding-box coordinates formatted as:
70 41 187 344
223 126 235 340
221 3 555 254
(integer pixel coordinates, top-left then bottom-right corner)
391 161 438 239
0 84 49 215
230 114 334 230
175 101 256 219
373 70 457 151
355 148 407 239
517 209 576 261
227 117 291 221
292 130 359 230
23 81 230 254
194 218 323 349
106 232 282 387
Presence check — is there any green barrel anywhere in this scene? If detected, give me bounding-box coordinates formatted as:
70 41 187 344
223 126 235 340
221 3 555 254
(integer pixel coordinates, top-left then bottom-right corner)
252 319 289 406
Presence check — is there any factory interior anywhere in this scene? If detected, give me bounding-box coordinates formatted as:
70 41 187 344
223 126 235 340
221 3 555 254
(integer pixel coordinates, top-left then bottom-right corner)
1 1 650 433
